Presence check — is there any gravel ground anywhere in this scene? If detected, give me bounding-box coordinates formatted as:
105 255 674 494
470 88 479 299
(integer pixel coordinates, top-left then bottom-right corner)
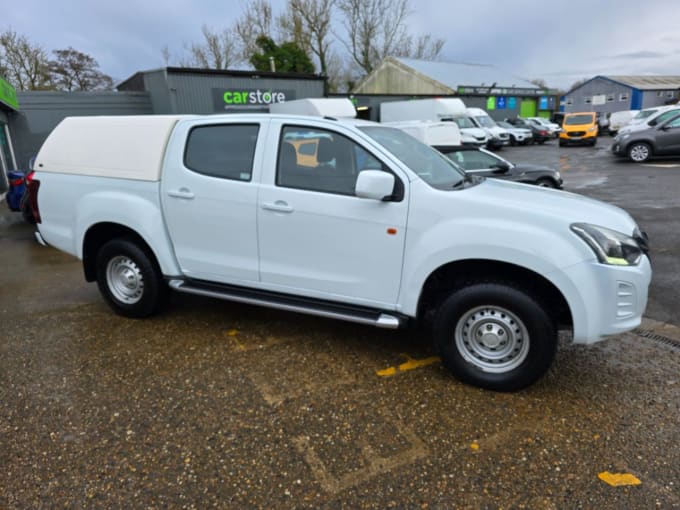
1 139 678 508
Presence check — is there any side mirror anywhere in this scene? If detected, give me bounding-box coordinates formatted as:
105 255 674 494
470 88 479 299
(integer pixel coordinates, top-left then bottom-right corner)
492 161 510 173
355 170 395 201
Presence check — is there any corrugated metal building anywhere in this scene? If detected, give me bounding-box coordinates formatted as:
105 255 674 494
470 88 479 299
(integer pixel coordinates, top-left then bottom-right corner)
2 67 326 183
350 56 552 122
562 75 680 114
117 67 326 114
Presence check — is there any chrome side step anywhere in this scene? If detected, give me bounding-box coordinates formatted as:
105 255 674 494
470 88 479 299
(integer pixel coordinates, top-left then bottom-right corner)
168 279 404 329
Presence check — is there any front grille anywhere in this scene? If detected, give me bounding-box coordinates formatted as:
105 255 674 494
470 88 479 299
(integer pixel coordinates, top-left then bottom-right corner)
568 131 586 137
475 136 485 141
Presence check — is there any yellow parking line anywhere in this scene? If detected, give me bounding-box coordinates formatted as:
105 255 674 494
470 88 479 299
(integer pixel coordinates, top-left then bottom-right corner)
598 471 642 486
377 354 441 377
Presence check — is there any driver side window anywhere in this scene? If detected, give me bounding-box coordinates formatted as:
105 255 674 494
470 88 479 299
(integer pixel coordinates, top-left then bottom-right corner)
276 126 400 198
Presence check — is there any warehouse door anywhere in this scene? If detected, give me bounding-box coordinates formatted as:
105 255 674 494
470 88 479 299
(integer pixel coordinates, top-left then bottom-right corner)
519 99 537 118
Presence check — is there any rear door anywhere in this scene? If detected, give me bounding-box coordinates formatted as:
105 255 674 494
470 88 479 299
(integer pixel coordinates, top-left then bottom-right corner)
161 118 267 285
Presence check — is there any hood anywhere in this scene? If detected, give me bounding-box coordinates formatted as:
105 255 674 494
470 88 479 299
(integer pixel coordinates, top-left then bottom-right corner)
456 178 637 235
460 127 488 139
511 163 557 174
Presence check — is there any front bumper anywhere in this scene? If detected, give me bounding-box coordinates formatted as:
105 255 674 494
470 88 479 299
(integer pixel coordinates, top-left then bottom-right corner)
556 255 652 344
611 141 626 156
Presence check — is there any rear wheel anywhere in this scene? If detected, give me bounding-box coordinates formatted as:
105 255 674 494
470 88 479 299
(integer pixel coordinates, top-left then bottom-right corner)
95 238 166 318
628 142 651 162
433 283 557 391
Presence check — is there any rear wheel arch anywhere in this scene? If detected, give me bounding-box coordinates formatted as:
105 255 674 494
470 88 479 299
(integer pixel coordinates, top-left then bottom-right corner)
83 223 161 282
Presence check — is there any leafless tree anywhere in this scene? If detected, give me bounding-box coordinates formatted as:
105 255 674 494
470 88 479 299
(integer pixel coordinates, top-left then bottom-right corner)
336 0 443 75
49 47 113 91
235 0 274 61
189 25 241 69
283 0 334 75
0 29 51 90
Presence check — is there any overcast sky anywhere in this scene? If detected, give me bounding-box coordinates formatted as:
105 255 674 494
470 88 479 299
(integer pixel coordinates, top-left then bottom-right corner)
5 0 680 89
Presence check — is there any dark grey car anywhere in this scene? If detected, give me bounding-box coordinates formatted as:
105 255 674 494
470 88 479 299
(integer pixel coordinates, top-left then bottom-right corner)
611 113 680 162
435 146 563 188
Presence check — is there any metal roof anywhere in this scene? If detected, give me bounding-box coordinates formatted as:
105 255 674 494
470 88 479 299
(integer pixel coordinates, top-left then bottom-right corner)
392 57 540 90
603 75 680 90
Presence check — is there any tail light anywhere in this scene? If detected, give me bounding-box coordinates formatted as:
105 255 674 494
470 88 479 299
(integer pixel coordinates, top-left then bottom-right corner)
26 171 41 224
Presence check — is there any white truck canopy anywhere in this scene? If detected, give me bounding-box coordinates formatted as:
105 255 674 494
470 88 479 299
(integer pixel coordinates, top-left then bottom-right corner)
269 98 357 118
35 115 186 181
383 121 462 146
380 98 467 123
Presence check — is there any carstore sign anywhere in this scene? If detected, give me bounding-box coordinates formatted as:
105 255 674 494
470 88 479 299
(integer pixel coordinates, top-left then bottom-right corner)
212 88 295 111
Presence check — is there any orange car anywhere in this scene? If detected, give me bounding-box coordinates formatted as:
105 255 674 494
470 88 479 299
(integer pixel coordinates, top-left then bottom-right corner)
559 112 598 146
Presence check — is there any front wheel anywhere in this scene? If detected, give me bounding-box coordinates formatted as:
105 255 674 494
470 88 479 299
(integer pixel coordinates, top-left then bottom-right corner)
536 178 557 188
95 238 166 318
628 142 651 162
433 283 557 391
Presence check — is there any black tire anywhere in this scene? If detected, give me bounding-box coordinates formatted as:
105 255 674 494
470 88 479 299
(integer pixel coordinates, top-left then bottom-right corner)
95 238 166 318
627 142 651 163
433 283 557 391
538 139 546 145
591 138 597 146
536 178 557 188
558 139 565 147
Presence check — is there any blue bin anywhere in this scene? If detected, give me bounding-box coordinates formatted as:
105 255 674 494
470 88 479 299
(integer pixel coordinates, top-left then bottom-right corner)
6 170 26 212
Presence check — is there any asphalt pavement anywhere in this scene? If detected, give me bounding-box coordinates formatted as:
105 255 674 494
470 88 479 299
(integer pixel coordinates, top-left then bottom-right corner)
1 139 679 508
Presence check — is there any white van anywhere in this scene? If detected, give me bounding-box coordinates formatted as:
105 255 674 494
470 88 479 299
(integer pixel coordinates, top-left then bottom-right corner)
269 98 357 118
380 98 489 147
466 107 511 149
383 121 461 146
608 110 639 135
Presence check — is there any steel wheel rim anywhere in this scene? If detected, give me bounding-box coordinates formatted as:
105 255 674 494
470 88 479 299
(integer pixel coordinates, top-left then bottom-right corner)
630 145 649 162
454 305 530 373
106 255 144 304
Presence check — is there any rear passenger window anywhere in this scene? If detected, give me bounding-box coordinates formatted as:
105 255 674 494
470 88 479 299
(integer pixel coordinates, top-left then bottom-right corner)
184 124 259 181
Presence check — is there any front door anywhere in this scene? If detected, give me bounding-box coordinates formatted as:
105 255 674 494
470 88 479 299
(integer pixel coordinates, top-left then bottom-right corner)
257 122 409 308
655 116 680 154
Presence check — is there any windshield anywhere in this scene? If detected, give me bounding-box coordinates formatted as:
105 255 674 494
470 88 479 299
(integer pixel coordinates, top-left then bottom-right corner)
475 116 496 128
633 109 658 120
359 126 468 190
450 117 476 129
564 114 595 125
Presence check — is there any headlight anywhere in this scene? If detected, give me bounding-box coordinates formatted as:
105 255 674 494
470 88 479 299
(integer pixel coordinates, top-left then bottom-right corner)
588 126 597 132
571 223 642 266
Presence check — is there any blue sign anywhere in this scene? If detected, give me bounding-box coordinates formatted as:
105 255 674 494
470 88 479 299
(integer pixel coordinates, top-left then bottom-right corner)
497 96 507 109
508 97 516 109
539 96 549 110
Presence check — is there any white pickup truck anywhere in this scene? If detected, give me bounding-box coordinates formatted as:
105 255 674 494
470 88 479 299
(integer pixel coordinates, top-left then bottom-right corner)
29 114 651 391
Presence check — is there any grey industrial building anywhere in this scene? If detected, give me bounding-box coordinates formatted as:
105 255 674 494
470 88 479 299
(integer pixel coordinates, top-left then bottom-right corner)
561 75 680 115
348 56 554 122
1 67 326 185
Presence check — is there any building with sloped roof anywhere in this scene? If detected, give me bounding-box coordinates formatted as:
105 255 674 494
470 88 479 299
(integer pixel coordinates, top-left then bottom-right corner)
347 56 554 122
562 75 680 114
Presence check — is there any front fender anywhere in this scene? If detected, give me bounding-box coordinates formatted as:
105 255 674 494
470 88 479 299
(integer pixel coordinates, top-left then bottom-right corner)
398 216 593 318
